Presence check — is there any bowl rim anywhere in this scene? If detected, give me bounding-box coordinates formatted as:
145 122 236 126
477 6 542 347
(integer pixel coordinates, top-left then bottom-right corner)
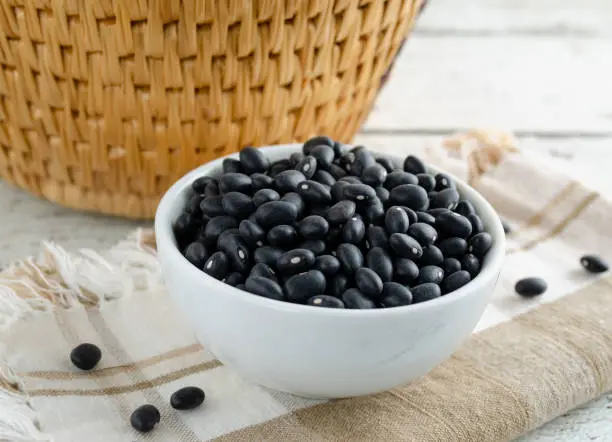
155 143 506 317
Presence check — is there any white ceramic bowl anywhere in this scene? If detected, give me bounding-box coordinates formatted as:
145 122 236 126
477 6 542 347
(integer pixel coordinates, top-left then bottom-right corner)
155 144 505 398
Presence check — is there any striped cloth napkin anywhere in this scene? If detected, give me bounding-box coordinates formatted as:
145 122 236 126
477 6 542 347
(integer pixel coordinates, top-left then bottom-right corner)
1 132 611 442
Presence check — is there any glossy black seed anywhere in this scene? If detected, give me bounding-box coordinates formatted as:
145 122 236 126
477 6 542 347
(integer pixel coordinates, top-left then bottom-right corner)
280 192 305 217
222 192 255 219
307 295 345 308
192 176 215 194
70 343 102 370
419 245 444 266
407 222 438 246
202 251 229 280
375 186 390 205
239 146 269 174
384 171 419 189
226 272 245 286
336 243 364 274
389 184 429 210
366 247 393 282
303 136 334 155
327 200 357 225
501 218 512 234
441 270 471 294
367 225 389 250
295 155 317 179
219 173 252 194
339 176 362 184
467 214 484 235
403 155 427 174
341 216 365 245
342 288 376 309
171 386 206 411
245 276 284 300
454 200 476 217
222 158 243 174
184 242 209 268
385 206 409 234
297 180 332 205
276 249 316 275
250 262 277 281
351 150 376 177
269 159 291 176
285 270 327 303
438 237 468 257
436 212 472 238
376 157 397 173
355 267 383 299
333 141 348 157
430 188 460 210
443 258 462 275
174 212 196 241
515 277 547 298
204 181 220 198
389 233 423 260
274 170 307 193
337 152 355 171
428 208 451 217
254 201 298 229
328 164 347 180
412 283 442 303
330 273 350 297
311 144 335 170
435 173 455 191
200 196 226 218
330 180 350 201
401 207 418 224
299 239 326 256
416 211 436 226
468 232 493 257
362 199 386 224
394 258 419 284
380 282 413 307
252 188 280 207
313 255 341 277
204 216 238 245
343 184 377 204
130 405 160 433
239 219 266 247
313 169 336 186
461 254 481 277
298 215 329 240
416 173 436 192
253 246 284 267
417 265 445 285
362 164 388 187
289 152 305 167
580 255 609 273
185 194 203 214
267 224 298 247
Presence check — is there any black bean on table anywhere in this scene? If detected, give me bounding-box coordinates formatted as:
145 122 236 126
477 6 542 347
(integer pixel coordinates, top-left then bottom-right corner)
311 144 335 170
461 254 481 277
440 270 472 294
412 283 442 303
443 257 462 275
342 288 377 309
403 155 427 175
307 295 345 308
245 276 285 300
295 155 317 179
330 273 350 297
380 282 413 307
251 173 275 191
326 200 357 225
434 173 455 191
417 173 436 192
336 243 364 274
313 169 336 186
361 164 388 187
389 233 423 260
515 277 547 297
468 232 493 257
221 235 251 273
276 248 316 275
254 246 284 267
239 219 266 247
355 267 384 299
297 180 332 204
389 184 429 210
407 222 438 246
253 188 280 207
239 146 269 174
342 216 366 244
419 245 444 266
274 169 307 193
130 405 160 433
250 262 277 281
467 213 484 235
303 135 334 154
437 237 468 257
284 270 327 303
200 195 225 218
254 201 298 228
580 255 609 273
394 258 419 284
202 251 229 280
367 225 389 250
367 247 394 282
184 242 209 268
384 171 418 189
219 173 252 194
267 224 298 247
222 192 255 219
436 211 473 238
70 343 102 371
417 265 445 285
430 187 460 210
385 206 409 234
299 239 327 256
170 386 206 411
313 254 341 277
343 183 377 203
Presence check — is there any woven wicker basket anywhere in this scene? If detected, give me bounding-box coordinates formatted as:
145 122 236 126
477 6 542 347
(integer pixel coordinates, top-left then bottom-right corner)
0 0 424 219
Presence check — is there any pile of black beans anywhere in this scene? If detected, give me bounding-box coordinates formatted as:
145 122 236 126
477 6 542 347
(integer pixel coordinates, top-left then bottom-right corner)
173 136 494 309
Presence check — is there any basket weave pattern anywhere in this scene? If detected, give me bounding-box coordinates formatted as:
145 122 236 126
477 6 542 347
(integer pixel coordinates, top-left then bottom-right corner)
0 0 422 219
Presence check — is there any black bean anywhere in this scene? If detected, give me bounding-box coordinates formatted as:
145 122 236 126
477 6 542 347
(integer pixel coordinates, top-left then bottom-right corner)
380 282 413 307
299 239 327 256
280 192 305 218
330 180 350 201
339 176 362 184
515 277 547 297
367 225 389 250
454 200 476 217
330 273 350 297
384 171 418 189
295 155 317 179
171 386 206 411
441 270 471 294
468 232 493 257
580 255 609 273
313 254 341 277
185 194 203 215
428 208 452 217
401 207 418 224
251 173 275 191
250 262 277 281
416 173 436 192
219 173 252 194
376 157 397 173
313 169 336 186
343 184 377 204
307 295 345 308
254 201 298 229
412 283 442 303
333 141 349 157
200 196 226 218
328 164 347 180
274 170 307 193
389 184 429 210
467 213 484 235
355 267 383 299
366 247 393 282
298 215 329 240
192 176 215 194
443 258 462 275
216 227 239 252
204 216 238 245
326 200 357 225
416 211 436 226
289 152 304 167
436 212 472 238
267 224 298 247
276 249 316 275
362 199 386 224
269 159 291 176
389 233 423 259
351 150 376 176
222 234 249 272
375 186 390 205
362 164 388 187
297 180 332 205
311 144 335 170
385 206 409 234
222 192 255 219
285 270 326 303
202 251 229 280
254 246 284 267
239 219 266 247
342 216 366 244
303 135 333 155
204 181 220 198
174 212 196 241
430 188 460 210
342 288 376 309
253 189 280 207
461 254 481 277
438 237 468 257
184 242 209 268
226 272 245 286
130 405 160 433
70 343 102 370
434 173 455 191
222 158 243 174
417 265 444 284
394 258 419 284
403 155 427 174
239 146 269 174
419 245 444 266
501 218 512 234
407 222 438 246
245 276 285 300
336 243 364 274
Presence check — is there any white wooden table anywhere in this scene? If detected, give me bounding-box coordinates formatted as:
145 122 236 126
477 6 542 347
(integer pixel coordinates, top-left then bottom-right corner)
1 0 611 439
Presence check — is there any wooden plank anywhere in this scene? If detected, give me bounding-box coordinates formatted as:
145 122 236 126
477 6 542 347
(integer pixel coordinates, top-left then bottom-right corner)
416 0 612 36
354 133 612 194
364 36 612 133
